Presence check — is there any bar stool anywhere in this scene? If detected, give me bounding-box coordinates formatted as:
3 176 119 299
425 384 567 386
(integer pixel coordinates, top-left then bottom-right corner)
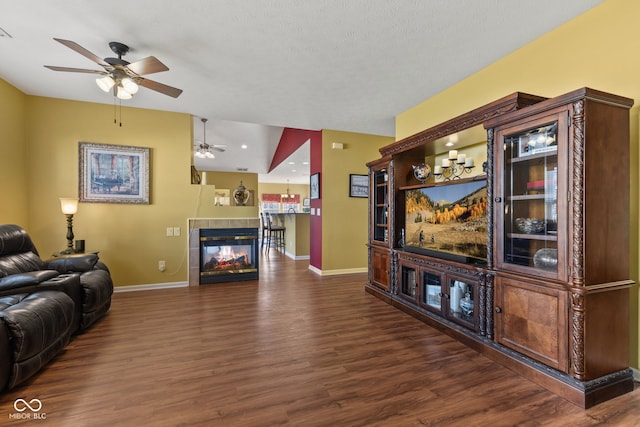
265 213 285 254
259 212 269 249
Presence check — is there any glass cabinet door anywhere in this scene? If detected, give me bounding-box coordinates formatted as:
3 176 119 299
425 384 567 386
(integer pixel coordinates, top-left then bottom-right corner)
373 169 389 243
422 271 442 313
497 113 567 280
400 265 417 299
447 278 475 326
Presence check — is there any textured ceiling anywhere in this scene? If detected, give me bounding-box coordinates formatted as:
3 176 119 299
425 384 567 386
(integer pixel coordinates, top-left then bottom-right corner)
0 1 602 183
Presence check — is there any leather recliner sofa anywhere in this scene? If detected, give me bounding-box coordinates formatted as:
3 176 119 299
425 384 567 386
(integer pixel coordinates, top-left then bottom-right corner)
0 224 113 391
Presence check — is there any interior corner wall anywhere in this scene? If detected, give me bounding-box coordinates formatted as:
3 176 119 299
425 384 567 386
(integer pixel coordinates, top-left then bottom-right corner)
394 0 639 369
320 130 394 274
0 79 29 226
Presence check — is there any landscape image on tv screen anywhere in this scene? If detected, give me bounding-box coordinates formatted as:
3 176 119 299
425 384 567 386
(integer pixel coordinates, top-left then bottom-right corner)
405 179 488 263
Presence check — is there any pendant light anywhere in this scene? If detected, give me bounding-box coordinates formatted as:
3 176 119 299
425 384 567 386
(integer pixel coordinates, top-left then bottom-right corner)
281 179 292 200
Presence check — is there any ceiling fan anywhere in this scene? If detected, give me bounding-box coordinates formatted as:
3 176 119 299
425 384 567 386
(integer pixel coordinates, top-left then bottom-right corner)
194 142 228 158
194 118 227 159
44 38 183 99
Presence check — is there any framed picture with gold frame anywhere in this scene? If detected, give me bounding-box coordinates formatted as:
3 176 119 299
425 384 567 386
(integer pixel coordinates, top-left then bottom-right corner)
79 142 150 204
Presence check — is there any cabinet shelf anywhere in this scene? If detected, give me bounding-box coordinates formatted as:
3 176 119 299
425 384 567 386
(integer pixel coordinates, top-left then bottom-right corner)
507 233 557 241
507 148 557 164
399 174 488 191
508 194 553 201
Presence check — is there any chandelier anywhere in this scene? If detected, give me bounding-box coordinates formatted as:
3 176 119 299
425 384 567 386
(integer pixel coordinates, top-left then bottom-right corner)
195 118 215 159
281 180 293 200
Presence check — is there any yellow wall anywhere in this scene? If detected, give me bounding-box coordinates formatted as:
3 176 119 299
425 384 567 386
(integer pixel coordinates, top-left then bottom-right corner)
321 129 394 273
0 79 28 225
395 0 639 369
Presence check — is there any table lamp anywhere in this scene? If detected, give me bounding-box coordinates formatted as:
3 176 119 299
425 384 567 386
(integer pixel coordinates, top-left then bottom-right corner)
59 198 79 254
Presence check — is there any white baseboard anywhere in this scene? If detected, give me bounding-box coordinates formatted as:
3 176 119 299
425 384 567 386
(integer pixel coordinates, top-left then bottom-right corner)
114 281 189 293
633 367 640 382
284 251 310 260
308 265 322 275
308 265 367 276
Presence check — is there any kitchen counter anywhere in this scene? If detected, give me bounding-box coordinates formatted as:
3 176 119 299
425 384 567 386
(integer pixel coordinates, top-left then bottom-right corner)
270 213 310 259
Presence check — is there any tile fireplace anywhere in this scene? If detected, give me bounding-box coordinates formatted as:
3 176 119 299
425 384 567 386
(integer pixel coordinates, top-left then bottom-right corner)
188 218 260 286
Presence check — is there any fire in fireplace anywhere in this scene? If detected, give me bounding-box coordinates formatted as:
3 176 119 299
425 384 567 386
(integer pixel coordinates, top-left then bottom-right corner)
200 228 259 284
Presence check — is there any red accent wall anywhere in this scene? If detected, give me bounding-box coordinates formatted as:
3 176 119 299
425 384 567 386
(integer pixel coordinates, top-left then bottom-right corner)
309 131 322 270
269 127 316 172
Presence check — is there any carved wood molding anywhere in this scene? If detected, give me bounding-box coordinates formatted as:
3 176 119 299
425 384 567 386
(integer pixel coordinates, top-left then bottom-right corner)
485 271 495 340
478 271 487 336
390 250 399 295
389 160 396 250
570 288 586 380
569 99 587 381
397 252 483 278
380 93 545 157
486 128 495 269
571 99 585 286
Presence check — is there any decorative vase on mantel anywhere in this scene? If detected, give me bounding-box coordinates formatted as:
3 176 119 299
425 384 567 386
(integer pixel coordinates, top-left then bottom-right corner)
233 181 250 206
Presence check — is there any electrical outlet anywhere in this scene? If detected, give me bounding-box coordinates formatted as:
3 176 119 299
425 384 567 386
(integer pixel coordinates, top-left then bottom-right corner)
166 227 174 237
158 260 166 272
173 226 181 236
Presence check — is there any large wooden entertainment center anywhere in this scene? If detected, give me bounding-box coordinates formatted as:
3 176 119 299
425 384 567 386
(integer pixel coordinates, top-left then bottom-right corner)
366 88 635 408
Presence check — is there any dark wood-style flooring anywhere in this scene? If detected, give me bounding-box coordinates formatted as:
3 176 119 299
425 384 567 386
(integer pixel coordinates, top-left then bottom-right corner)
1 252 638 426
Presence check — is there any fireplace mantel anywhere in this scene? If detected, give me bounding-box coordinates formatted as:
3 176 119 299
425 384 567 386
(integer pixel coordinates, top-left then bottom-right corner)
188 218 260 286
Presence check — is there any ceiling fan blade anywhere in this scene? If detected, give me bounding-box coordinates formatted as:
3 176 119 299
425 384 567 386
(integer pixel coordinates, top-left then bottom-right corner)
44 65 107 74
53 38 108 67
127 56 169 75
138 78 183 98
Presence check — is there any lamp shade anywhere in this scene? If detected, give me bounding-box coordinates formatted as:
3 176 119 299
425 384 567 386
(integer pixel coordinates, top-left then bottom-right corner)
59 198 79 215
121 77 139 94
116 86 133 100
96 76 115 92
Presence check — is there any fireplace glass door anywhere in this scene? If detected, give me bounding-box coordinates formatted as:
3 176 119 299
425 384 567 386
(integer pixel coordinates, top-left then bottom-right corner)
200 228 259 283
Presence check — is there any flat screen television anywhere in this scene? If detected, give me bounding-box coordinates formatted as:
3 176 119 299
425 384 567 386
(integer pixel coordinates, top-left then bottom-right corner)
404 178 488 265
